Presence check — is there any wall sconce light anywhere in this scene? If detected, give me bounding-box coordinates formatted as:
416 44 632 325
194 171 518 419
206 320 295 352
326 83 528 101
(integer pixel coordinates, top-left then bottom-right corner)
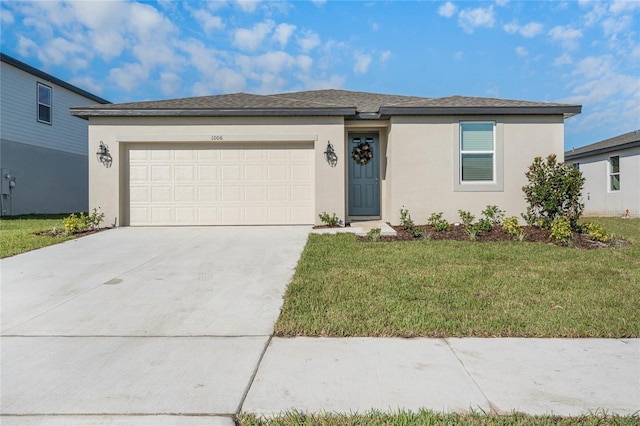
96 141 113 168
324 141 338 167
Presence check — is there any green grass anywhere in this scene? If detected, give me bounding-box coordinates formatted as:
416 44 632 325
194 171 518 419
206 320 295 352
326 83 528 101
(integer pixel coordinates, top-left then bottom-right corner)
238 409 639 425
0 214 75 258
275 218 640 338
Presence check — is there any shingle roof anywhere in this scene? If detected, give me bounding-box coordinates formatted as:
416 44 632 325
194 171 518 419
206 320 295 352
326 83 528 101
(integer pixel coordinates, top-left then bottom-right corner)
70 89 580 119
565 130 640 160
1 52 110 105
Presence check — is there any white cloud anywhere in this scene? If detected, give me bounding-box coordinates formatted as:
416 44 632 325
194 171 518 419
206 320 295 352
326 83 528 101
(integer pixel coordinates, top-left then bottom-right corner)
516 46 528 57
16 35 37 57
70 75 103 95
504 21 543 37
454 51 463 61
311 0 327 6
273 23 296 48
108 63 150 92
233 20 275 51
296 55 313 72
235 0 261 13
548 25 582 50
380 50 391 63
159 72 182 96
297 30 321 52
438 2 457 18
1 8 14 24
191 9 224 35
609 0 640 14
553 53 573 66
353 52 372 74
458 5 495 33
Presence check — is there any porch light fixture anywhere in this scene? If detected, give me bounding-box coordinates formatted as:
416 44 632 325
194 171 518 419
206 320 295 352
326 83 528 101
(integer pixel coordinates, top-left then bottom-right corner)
324 141 338 167
96 141 113 168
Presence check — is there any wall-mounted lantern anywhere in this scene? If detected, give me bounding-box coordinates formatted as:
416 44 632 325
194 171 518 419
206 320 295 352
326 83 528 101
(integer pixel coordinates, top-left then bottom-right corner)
96 141 112 168
324 141 338 167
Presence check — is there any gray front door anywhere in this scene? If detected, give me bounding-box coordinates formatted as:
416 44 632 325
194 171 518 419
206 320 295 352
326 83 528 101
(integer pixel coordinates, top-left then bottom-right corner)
348 133 380 217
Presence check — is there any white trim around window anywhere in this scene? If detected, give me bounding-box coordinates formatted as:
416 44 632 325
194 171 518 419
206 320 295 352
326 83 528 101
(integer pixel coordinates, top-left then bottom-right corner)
453 120 504 192
37 82 52 125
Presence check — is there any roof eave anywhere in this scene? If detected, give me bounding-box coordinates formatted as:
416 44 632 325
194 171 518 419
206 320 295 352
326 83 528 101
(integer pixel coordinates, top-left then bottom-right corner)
380 105 582 118
70 107 357 119
565 140 640 161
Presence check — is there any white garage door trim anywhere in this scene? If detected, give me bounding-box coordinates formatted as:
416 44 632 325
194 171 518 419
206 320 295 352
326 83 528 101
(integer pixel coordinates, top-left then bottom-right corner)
126 142 315 226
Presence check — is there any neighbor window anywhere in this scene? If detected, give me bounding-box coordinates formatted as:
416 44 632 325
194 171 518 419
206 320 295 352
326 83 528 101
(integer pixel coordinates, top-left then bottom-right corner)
460 122 495 182
609 156 620 191
37 82 52 124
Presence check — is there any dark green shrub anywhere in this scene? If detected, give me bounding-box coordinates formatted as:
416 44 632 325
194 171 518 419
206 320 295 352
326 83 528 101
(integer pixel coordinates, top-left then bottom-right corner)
367 227 381 242
522 154 585 229
412 227 424 238
481 205 505 226
428 212 450 232
458 210 475 227
399 207 414 230
319 212 340 227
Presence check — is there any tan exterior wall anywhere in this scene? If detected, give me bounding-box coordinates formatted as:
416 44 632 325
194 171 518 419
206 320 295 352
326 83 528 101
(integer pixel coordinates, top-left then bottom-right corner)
385 115 565 224
88 116 345 226
88 114 565 227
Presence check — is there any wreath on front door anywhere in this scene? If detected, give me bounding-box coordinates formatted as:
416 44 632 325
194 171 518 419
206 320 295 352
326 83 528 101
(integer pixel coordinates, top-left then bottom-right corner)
352 141 373 165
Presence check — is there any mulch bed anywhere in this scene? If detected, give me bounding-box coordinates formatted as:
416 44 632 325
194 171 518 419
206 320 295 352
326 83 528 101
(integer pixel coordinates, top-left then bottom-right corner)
36 228 108 238
357 224 628 250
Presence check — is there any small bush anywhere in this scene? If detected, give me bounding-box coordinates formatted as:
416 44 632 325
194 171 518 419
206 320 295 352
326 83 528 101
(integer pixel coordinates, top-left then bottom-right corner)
502 216 526 241
62 213 86 234
458 210 475 227
550 216 572 243
522 154 585 229
466 223 482 241
584 222 609 242
86 208 105 230
481 205 505 226
399 206 414 230
367 228 381 242
428 212 450 232
318 212 340 227
412 227 424 238
477 218 493 232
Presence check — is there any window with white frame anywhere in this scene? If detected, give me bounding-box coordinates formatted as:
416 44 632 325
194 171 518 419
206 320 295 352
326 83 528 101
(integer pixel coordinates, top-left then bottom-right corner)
609 155 620 191
37 82 52 124
460 122 495 182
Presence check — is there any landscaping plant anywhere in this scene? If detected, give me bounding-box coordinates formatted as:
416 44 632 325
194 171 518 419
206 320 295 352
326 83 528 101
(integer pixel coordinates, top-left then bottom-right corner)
318 212 340 227
457 210 475 227
427 212 450 232
399 206 414 230
522 154 585 229
367 227 381 242
550 215 572 243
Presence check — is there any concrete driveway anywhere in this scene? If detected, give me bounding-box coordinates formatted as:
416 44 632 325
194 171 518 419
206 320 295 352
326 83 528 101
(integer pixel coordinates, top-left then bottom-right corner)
1 226 309 424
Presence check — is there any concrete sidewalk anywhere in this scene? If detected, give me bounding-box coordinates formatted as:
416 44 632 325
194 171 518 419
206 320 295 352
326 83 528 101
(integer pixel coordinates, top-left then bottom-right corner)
243 337 640 417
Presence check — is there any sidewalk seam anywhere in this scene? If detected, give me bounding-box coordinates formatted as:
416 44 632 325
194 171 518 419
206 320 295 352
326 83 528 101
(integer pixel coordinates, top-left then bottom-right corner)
443 338 499 415
235 334 273 415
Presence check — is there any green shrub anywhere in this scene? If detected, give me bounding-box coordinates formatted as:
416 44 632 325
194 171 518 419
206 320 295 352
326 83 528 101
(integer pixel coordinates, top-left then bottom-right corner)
367 227 381 242
481 205 505 226
502 216 526 241
466 223 482 241
458 210 475 227
428 212 450 232
86 208 105 230
319 212 340 227
550 216 572 243
62 213 86 234
412 227 424 238
477 218 493 232
399 206 414 230
584 222 609 242
522 154 585 229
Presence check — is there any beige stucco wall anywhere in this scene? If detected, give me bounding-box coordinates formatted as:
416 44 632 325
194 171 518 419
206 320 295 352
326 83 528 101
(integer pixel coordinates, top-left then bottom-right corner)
385 115 565 225
87 116 345 226
87 114 566 227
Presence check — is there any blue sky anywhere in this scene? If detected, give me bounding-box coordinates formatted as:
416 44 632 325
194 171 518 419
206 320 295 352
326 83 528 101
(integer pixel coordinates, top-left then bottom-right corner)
1 0 639 150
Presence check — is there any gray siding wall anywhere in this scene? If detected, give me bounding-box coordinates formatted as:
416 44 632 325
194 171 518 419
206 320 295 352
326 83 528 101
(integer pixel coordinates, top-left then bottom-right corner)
0 139 88 215
0 60 96 156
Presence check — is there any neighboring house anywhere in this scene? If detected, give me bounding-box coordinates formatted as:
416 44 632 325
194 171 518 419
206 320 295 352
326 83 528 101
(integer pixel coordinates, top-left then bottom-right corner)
70 90 580 226
0 53 110 216
565 130 640 218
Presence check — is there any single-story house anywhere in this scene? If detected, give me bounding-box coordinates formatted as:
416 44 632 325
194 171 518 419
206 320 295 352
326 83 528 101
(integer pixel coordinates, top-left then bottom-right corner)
0 52 110 215
565 130 640 218
70 90 581 227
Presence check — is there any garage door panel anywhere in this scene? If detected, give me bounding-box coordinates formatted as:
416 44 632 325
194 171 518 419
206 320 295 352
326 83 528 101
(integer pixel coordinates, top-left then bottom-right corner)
128 143 314 225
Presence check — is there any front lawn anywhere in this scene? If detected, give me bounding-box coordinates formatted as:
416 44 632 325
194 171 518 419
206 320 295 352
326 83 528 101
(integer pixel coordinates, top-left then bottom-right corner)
0 214 74 258
275 218 640 338
238 410 639 425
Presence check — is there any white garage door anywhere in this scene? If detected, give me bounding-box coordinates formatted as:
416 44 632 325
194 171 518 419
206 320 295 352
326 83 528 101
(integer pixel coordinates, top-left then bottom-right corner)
128 143 314 225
